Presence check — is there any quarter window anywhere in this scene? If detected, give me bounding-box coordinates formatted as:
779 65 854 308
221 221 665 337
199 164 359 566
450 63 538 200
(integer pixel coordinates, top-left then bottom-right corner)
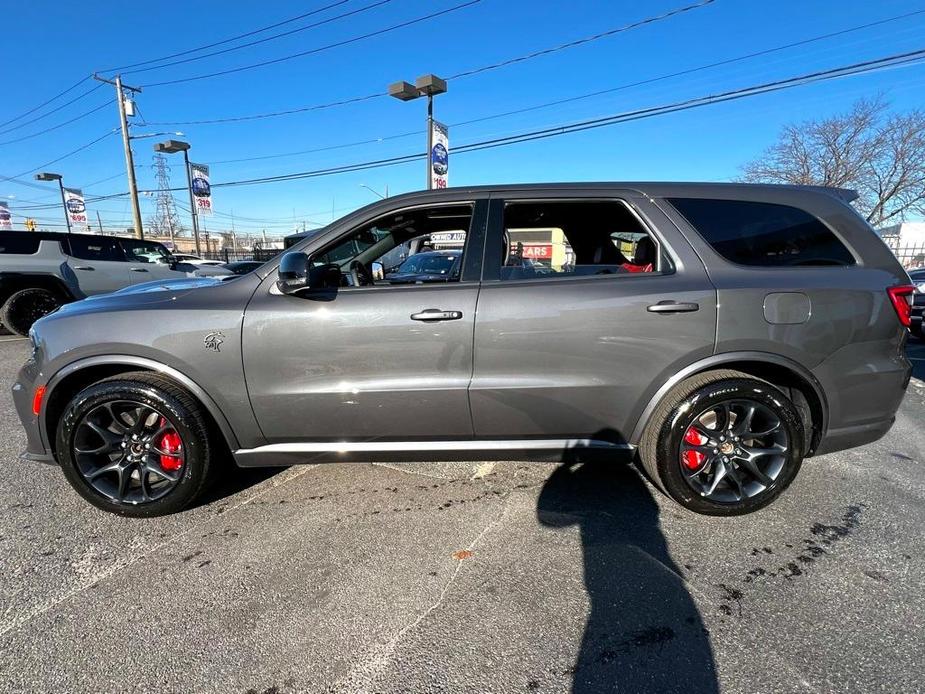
499 200 664 281
668 198 855 267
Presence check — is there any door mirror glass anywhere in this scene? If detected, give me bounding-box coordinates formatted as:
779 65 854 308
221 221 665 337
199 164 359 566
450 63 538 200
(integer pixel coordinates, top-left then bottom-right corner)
277 252 342 294
371 261 384 280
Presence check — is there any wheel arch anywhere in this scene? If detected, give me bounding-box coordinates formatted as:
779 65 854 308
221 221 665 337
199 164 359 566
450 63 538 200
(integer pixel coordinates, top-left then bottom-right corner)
630 352 827 455
41 355 240 458
0 273 78 306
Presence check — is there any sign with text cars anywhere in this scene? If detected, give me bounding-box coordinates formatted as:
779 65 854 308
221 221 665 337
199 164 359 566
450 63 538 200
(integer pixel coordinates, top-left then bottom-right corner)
0 202 11 230
190 163 213 216
63 188 88 228
430 120 448 189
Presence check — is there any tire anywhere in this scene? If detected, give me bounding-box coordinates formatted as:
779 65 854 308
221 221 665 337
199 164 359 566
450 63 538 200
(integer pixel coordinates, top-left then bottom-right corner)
639 370 805 516
0 288 62 336
56 372 216 517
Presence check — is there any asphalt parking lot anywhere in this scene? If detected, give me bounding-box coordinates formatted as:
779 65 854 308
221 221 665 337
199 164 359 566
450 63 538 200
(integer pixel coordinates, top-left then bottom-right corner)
0 336 923 694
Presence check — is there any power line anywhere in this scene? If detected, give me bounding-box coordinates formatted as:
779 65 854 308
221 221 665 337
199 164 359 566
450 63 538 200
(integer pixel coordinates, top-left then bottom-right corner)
198 8 925 167
123 0 393 77
103 0 357 72
56 45 925 201
142 0 903 129
209 47 925 188
0 75 91 130
0 83 105 136
140 0 483 88
447 0 714 80
5 129 118 181
0 101 111 147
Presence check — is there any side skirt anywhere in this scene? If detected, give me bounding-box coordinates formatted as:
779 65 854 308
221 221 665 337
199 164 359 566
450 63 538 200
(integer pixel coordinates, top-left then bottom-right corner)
232 438 636 468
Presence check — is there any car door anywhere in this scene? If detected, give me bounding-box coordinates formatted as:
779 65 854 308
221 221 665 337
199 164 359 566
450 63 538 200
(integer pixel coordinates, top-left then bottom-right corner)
120 239 182 283
468 190 717 443
64 235 132 295
242 197 488 444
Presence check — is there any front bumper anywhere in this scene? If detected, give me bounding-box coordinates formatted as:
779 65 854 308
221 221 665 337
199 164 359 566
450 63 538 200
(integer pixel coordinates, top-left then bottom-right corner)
11 361 55 465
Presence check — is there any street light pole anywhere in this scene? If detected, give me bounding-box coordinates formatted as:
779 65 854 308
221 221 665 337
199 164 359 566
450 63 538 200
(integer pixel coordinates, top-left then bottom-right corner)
388 74 447 191
34 172 71 234
153 139 202 257
182 148 202 256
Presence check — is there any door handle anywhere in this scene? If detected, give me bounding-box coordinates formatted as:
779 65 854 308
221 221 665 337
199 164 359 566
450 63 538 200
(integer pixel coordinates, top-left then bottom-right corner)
73 266 95 271
410 309 463 322
647 301 699 314
130 267 149 272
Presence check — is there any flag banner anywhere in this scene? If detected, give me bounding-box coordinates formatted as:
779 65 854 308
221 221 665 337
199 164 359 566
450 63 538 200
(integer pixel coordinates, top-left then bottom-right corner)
63 188 88 228
430 120 449 189
190 163 213 216
0 202 12 230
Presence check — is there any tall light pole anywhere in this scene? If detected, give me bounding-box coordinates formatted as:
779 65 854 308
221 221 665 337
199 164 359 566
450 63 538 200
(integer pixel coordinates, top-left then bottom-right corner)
359 184 389 200
153 139 201 256
34 172 71 234
388 74 447 190
93 74 144 238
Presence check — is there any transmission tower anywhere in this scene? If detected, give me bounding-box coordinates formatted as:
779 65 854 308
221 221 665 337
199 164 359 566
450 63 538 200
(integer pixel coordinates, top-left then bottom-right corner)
148 153 185 240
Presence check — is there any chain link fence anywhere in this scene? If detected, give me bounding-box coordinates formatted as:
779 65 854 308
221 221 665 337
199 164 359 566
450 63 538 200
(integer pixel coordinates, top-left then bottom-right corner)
884 241 925 270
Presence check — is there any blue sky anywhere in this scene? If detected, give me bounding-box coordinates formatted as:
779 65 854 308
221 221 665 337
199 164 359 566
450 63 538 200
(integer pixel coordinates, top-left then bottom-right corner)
3 0 925 237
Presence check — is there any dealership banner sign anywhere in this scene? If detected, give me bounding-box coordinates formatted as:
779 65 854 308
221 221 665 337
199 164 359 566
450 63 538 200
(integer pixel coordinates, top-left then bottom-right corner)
63 188 88 228
190 163 213 216
0 201 11 230
430 120 448 189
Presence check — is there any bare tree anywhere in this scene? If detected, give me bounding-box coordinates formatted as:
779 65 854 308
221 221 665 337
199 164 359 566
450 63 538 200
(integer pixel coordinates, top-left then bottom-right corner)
742 98 925 227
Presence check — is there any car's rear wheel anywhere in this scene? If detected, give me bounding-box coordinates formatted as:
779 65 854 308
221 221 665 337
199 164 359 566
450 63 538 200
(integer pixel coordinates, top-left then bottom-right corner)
56 372 215 517
1 288 62 336
640 370 805 515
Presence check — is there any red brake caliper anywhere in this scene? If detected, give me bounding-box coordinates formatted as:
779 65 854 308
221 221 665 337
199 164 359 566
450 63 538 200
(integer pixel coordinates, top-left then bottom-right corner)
682 426 707 471
157 417 183 472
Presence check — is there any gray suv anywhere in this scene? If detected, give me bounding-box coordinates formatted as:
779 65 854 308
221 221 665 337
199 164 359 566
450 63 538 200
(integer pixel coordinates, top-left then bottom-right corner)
0 231 230 336
12 183 913 517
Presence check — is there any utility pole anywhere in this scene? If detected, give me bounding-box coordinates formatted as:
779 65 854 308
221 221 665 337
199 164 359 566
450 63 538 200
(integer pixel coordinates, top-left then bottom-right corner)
94 73 144 238
96 211 104 234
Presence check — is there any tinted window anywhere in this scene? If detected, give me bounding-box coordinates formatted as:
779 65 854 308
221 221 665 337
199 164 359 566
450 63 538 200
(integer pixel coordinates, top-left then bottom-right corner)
0 234 41 255
669 198 854 267
68 236 124 262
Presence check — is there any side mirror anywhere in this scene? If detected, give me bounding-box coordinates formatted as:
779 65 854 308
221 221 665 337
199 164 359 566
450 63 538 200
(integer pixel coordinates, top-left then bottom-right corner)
277 252 341 294
371 261 384 280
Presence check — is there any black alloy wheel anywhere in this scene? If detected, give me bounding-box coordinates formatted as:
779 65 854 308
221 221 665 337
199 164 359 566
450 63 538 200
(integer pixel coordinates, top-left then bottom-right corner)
57 372 216 517
640 370 805 516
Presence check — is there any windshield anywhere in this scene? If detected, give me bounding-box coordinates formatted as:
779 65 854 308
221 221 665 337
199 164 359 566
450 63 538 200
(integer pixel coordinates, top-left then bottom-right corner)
394 254 456 275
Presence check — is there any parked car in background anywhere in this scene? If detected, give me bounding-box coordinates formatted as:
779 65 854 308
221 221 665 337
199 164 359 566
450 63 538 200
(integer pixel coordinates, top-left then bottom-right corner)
385 250 461 284
0 232 228 335
13 183 912 518
908 268 925 338
223 260 264 275
170 253 225 267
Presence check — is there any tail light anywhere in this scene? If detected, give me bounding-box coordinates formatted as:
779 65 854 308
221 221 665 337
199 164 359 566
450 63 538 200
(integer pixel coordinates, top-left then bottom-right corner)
887 285 915 327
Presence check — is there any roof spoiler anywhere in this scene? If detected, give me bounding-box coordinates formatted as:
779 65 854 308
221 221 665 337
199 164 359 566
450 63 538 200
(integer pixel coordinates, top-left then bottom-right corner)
803 185 859 203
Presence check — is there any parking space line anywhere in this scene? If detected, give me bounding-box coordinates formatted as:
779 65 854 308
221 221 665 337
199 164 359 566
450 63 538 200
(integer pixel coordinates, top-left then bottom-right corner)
0 464 317 639
0 337 28 343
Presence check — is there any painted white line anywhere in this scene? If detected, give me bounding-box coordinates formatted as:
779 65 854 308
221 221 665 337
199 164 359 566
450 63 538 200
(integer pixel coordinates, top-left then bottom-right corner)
0 337 28 343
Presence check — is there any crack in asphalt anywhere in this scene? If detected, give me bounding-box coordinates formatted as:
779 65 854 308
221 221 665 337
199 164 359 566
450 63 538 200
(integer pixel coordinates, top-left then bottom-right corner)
0 465 317 639
326 488 513 694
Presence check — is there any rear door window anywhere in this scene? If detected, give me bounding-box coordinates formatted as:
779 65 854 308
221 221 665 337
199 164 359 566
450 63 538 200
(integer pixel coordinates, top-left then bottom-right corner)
67 236 125 262
668 198 855 267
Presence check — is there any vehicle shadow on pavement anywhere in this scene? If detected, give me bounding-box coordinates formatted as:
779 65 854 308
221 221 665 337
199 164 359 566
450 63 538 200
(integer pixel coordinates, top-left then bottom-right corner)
191 462 287 509
537 436 719 693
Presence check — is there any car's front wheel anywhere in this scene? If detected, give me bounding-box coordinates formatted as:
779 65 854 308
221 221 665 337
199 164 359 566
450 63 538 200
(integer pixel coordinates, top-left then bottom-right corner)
56 372 216 517
640 370 805 515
